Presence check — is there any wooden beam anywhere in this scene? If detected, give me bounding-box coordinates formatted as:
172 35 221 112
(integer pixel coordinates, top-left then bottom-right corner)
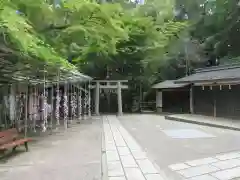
92 80 128 83
89 85 128 89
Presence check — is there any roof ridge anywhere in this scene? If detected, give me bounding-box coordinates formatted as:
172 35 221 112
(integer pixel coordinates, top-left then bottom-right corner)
195 63 240 73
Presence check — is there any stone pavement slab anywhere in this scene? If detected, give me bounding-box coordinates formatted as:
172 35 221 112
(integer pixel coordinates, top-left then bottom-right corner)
211 167 240 180
169 163 190 171
187 174 218 180
216 152 240 160
119 114 240 180
177 164 219 178
0 118 102 180
169 151 240 179
103 115 168 180
107 161 124 177
120 155 138 168
109 177 126 180
125 168 145 180
162 129 215 139
212 159 240 170
118 147 131 156
145 173 165 180
131 150 147 160
107 150 120 161
137 159 159 174
186 157 218 166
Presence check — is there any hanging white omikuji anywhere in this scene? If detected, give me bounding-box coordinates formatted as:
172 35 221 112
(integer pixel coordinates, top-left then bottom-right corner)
84 92 88 119
32 89 38 132
78 89 82 120
55 89 60 125
63 91 68 128
71 92 77 119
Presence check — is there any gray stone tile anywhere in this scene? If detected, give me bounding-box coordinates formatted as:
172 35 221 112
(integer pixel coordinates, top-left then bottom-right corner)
211 167 240 180
125 168 145 180
107 151 119 161
106 143 117 151
177 164 219 178
145 174 165 180
115 138 126 147
118 147 131 156
162 129 215 139
131 150 147 160
127 141 142 151
108 161 124 177
216 152 240 161
169 163 190 171
109 177 126 180
137 159 158 174
186 157 218 166
106 140 115 144
187 174 218 180
212 159 240 170
120 155 138 168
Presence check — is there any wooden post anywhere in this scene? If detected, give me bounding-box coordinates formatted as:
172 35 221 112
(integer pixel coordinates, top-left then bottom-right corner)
69 83 72 124
117 81 123 115
88 81 91 117
50 85 54 132
156 90 163 113
95 82 100 115
84 83 87 120
24 82 29 137
190 85 194 114
213 87 216 117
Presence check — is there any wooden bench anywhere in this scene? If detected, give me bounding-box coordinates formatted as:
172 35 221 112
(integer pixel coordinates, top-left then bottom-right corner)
0 128 32 154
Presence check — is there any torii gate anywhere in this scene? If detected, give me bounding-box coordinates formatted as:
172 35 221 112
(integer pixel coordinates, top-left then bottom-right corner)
90 80 128 115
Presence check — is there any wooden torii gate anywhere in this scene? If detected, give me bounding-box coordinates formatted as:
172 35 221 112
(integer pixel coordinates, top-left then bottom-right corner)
90 80 128 115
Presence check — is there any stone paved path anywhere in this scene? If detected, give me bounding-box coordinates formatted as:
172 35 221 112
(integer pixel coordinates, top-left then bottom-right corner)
169 151 240 179
119 114 240 180
103 115 167 180
0 118 102 180
169 151 240 180
1 115 240 180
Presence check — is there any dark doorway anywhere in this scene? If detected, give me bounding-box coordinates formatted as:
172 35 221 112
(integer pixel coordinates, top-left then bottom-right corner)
162 89 190 113
99 90 118 114
193 86 214 116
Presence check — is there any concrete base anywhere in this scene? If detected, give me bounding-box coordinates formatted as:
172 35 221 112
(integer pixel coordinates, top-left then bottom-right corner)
165 115 240 131
156 107 163 113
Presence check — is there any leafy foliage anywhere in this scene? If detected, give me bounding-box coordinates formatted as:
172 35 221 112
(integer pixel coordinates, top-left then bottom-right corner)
0 0 190 108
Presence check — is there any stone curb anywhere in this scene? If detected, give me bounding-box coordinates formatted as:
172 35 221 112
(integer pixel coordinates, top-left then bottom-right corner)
101 117 108 180
164 115 240 131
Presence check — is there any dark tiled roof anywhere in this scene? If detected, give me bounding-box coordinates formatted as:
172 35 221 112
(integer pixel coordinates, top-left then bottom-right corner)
175 65 240 83
152 80 189 89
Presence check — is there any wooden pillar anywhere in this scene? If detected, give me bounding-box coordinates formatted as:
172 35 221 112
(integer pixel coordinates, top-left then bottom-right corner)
213 87 216 117
95 82 100 115
156 90 163 113
50 85 54 131
190 86 194 114
84 83 87 120
117 81 123 115
24 82 29 137
88 82 91 117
